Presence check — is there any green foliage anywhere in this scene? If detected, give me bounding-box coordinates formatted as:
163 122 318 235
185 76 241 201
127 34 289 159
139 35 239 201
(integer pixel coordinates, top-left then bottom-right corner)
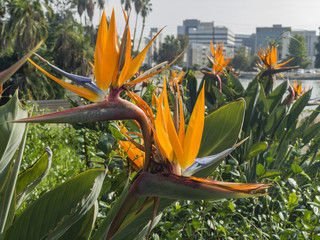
231 46 251 71
154 35 184 63
287 33 310 68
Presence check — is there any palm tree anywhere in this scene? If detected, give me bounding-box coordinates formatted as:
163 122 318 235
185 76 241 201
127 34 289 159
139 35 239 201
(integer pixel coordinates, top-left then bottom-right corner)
97 0 104 17
137 0 152 51
120 0 131 12
6 0 47 54
77 0 86 25
132 0 142 50
86 0 94 24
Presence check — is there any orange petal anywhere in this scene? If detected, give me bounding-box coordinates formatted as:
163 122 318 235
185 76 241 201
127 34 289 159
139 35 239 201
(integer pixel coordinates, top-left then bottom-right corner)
182 83 205 169
119 141 144 170
155 90 173 161
163 79 184 163
176 82 185 145
117 20 132 88
94 11 110 91
107 9 120 88
124 28 164 81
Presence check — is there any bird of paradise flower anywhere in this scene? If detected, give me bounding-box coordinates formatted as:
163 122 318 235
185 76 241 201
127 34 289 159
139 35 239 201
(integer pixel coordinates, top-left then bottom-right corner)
14 9 272 240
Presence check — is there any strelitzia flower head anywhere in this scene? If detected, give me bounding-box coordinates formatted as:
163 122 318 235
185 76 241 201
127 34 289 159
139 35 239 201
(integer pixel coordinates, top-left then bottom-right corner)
209 42 230 75
257 45 296 77
200 42 230 91
28 9 167 103
291 80 309 100
154 78 205 175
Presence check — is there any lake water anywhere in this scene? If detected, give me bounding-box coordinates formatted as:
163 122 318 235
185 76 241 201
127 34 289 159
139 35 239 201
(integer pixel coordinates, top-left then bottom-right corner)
239 79 320 100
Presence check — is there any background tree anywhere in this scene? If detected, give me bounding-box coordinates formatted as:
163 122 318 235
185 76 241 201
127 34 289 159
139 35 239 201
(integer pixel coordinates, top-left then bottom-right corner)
0 0 95 100
121 0 131 11
137 0 152 51
230 46 250 71
177 34 189 51
132 0 142 50
154 35 182 64
287 33 310 68
250 54 260 70
315 28 320 68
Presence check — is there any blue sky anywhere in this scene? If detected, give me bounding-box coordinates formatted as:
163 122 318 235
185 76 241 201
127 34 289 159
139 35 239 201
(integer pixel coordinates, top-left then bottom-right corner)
96 0 320 37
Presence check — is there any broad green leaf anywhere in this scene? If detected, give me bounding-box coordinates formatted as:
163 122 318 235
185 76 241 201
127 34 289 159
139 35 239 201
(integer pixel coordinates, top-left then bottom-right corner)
308 105 320 123
16 147 52 209
0 92 28 192
287 90 311 130
184 71 198 113
59 201 98 240
256 163 265 176
0 41 43 85
257 84 269 117
198 98 245 157
267 80 289 112
0 125 28 235
3 169 106 240
91 177 130 240
212 85 226 106
245 142 268 161
243 78 260 132
227 73 244 92
264 105 287 135
302 122 320 145
134 213 163 240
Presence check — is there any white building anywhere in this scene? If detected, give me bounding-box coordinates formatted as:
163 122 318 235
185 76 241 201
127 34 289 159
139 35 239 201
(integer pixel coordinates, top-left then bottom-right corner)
177 19 235 67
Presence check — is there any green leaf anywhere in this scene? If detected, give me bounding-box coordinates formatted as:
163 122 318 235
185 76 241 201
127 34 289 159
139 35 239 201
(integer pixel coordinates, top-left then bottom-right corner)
16 147 52 209
227 73 244 92
184 70 198 113
91 177 130 240
0 92 28 192
3 169 106 240
256 163 265 176
198 98 245 157
0 41 43 85
259 171 282 179
291 164 303 174
288 192 298 208
0 124 28 235
257 84 269 117
243 78 260 132
58 201 98 240
287 90 311 130
267 80 289 112
303 122 320 145
246 142 268 161
264 105 287 135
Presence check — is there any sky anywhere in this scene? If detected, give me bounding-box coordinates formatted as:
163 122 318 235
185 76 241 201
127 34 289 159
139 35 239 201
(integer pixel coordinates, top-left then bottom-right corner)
95 0 320 38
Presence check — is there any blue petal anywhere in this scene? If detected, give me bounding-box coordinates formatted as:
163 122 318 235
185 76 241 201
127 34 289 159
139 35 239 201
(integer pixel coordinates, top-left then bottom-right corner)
183 147 235 177
34 54 104 96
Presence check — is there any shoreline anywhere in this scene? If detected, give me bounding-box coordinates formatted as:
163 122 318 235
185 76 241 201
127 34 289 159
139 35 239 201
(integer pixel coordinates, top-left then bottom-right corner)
239 71 320 80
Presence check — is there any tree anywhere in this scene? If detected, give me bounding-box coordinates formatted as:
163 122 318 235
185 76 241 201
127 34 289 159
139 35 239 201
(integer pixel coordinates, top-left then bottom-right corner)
132 0 142 50
154 35 182 64
315 28 320 68
137 0 152 51
121 0 131 11
287 33 310 69
231 46 250 71
5 0 47 54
